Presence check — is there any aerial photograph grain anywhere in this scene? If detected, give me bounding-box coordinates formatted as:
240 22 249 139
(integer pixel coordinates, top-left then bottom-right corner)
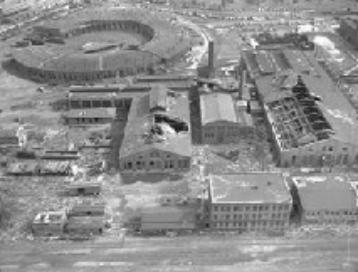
0 0 358 271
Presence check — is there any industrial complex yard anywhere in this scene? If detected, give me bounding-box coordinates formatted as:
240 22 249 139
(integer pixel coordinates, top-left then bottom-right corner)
1 0 358 271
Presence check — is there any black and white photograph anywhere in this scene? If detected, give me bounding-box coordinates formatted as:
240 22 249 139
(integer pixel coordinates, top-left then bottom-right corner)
0 0 358 271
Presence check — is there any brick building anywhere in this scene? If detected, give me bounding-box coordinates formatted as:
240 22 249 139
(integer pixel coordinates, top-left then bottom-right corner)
200 93 254 144
242 49 358 168
291 175 358 224
209 172 292 234
118 86 191 175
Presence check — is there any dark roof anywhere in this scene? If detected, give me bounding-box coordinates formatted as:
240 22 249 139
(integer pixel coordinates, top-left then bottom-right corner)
292 175 358 211
210 172 291 204
119 92 191 158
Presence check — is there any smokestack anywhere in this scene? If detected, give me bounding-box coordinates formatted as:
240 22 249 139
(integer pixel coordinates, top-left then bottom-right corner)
208 40 214 75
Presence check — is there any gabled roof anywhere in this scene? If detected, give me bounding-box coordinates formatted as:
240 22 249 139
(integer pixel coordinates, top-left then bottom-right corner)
200 93 237 125
119 93 191 159
149 85 168 112
210 172 291 204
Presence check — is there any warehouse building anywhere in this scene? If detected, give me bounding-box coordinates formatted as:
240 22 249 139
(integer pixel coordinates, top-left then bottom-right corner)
242 49 358 168
200 93 254 144
209 172 292 234
118 86 191 175
291 175 358 224
63 108 116 126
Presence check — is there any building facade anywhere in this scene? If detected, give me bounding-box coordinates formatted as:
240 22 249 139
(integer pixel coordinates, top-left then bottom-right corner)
209 173 292 233
200 93 254 144
291 175 358 224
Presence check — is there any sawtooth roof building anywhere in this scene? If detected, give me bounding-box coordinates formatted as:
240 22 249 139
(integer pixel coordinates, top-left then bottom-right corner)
209 172 292 233
241 49 358 168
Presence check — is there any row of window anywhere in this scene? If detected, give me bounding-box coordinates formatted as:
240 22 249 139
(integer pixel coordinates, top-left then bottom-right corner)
123 159 189 170
212 220 286 228
212 213 289 220
305 210 358 217
212 204 290 212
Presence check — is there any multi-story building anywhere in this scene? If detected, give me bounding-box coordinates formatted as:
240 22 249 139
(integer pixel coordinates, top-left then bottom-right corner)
209 172 292 234
291 175 358 224
200 93 254 144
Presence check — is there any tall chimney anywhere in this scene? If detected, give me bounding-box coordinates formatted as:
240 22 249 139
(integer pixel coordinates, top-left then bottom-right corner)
208 40 214 76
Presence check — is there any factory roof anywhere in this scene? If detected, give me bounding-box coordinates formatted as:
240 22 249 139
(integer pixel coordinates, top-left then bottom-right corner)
63 108 116 119
149 85 169 112
255 50 358 149
210 172 291 204
200 93 237 125
119 91 191 158
292 175 358 211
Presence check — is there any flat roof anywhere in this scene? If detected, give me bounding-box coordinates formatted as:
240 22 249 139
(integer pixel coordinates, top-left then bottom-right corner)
292 175 358 211
210 172 291 204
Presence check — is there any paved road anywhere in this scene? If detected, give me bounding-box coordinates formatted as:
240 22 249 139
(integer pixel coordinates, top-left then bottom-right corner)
0 235 357 271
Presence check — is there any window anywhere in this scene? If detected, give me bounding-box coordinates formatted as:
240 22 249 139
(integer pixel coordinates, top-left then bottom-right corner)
214 215 217 220
234 206 238 211
246 206 250 211
253 206 257 212
233 214 237 219
328 146 333 152
226 206 231 212
264 206 269 211
226 214 230 220
149 161 155 167
221 207 225 212
214 206 218 212
252 214 256 219
272 205 276 211
127 162 132 169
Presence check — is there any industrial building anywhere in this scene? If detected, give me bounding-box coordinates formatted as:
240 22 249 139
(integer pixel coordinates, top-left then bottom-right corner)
118 86 191 175
241 49 358 168
63 108 116 126
200 93 254 144
209 172 292 233
291 175 358 224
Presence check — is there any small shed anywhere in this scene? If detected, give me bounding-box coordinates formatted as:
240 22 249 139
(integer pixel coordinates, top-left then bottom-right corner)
32 211 67 236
